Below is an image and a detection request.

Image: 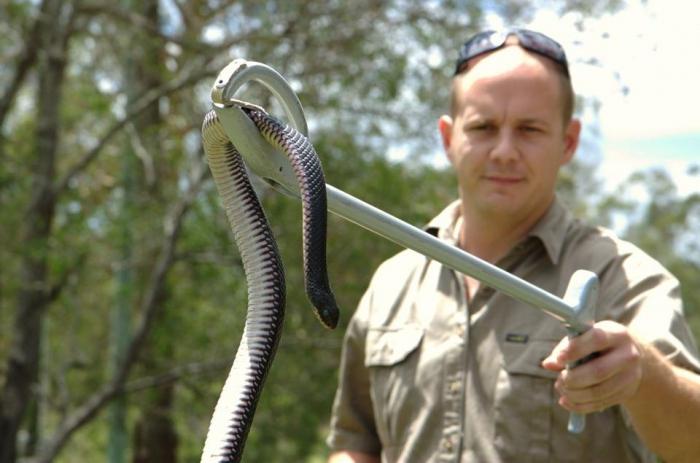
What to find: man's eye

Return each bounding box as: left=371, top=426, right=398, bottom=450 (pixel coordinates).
left=521, top=126, right=541, bottom=133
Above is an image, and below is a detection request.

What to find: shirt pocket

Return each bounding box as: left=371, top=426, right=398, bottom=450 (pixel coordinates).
left=494, top=339, right=558, bottom=463
left=364, top=324, right=424, bottom=447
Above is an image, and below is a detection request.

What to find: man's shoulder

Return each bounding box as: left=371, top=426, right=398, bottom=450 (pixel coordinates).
left=566, top=220, right=626, bottom=255
left=562, top=218, right=671, bottom=279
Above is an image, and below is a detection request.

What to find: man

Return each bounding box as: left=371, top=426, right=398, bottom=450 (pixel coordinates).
left=326, top=29, right=700, bottom=462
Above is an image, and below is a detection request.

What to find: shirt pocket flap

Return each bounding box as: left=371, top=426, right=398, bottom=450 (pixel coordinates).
left=365, top=325, right=424, bottom=367
left=502, top=339, right=559, bottom=379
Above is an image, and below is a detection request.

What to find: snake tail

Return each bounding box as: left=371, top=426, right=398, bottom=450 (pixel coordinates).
left=200, top=110, right=285, bottom=463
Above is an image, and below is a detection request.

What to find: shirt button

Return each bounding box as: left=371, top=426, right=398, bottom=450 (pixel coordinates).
left=442, top=436, right=454, bottom=452
left=449, top=380, right=460, bottom=394
left=455, top=324, right=465, bottom=338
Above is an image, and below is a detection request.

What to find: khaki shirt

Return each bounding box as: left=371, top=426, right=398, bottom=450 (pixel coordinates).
left=327, top=198, right=700, bottom=462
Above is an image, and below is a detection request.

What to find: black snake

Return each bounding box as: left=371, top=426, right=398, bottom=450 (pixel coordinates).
left=200, top=87, right=339, bottom=460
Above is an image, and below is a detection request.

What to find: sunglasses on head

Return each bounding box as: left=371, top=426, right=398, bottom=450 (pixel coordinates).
left=455, top=29, right=570, bottom=78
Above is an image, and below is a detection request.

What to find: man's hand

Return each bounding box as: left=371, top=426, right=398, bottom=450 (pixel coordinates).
left=544, top=320, right=700, bottom=462
left=542, top=320, right=645, bottom=413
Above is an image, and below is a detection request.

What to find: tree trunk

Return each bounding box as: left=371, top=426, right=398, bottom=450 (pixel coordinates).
left=0, top=1, right=70, bottom=461
left=109, top=0, right=168, bottom=460
left=126, top=0, right=182, bottom=454
left=131, top=384, right=178, bottom=463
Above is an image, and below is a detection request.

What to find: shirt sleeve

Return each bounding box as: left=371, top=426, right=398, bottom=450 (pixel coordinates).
left=601, top=244, right=700, bottom=373
left=326, top=287, right=382, bottom=455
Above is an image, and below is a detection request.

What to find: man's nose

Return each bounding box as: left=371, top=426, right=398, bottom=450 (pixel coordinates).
left=489, top=129, right=519, bottom=162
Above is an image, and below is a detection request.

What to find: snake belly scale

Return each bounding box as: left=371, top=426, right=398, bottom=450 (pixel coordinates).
left=200, top=106, right=339, bottom=462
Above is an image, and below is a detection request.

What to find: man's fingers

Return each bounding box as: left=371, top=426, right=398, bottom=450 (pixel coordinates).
left=547, top=320, right=629, bottom=367
left=556, top=362, right=641, bottom=413
left=560, top=339, right=641, bottom=389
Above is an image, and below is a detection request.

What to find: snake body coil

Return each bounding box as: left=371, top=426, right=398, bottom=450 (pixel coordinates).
left=200, top=107, right=339, bottom=462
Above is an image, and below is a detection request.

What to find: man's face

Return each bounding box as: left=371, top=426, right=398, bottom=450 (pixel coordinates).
left=439, top=46, right=580, bottom=224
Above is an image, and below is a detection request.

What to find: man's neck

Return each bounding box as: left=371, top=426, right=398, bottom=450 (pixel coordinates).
left=458, top=200, right=552, bottom=264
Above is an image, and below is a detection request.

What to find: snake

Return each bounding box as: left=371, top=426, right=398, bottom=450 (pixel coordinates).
left=199, top=61, right=340, bottom=462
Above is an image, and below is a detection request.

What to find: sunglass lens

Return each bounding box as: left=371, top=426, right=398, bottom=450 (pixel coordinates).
left=518, top=30, right=563, bottom=60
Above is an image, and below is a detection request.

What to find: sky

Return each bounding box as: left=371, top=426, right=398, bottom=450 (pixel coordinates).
left=486, top=0, right=700, bottom=196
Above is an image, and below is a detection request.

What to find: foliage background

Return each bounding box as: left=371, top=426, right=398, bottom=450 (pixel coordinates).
left=0, top=1, right=697, bottom=462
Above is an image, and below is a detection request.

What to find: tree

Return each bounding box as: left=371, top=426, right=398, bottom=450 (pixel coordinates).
left=0, top=1, right=75, bottom=460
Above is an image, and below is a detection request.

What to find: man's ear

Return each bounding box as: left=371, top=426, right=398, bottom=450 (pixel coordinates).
left=438, top=115, right=454, bottom=161
left=562, top=118, right=581, bottom=165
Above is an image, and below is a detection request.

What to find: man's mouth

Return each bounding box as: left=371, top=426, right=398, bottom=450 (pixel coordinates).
left=483, top=175, right=523, bottom=184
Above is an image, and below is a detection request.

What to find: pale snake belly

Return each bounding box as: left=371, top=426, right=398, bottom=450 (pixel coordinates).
left=200, top=105, right=339, bottom=462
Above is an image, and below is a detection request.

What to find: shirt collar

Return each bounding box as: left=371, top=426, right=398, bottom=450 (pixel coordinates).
left=424, top=199, right=462, bottom=245
left=424, top=196, right=572, bottom=265
left=526, top=196, right=572, bottom=265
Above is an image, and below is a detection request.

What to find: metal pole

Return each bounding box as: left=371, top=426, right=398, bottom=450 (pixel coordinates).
left=326, top=185, right=586, bottom=330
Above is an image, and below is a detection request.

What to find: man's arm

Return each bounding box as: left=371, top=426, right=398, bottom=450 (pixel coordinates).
left=328, top=450, right=380, bottom=463
left=543, top=320, right=700, bottom=462
left=326, top=287, right=383, bottom=460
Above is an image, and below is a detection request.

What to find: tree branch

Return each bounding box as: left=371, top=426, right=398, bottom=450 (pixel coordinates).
left=76, top=2, right=206, bottom=52
left=122, top=334, right=343, bottom=396
left=76, top=2, right=277, bottom=55
left=55, top=62, right=213, bottom=195
left=125, top=122, right=157, bottom=188
left=47, top=252, right=88, bottom=303
left=0, top=0, right=51, bottom=130
left=124, top=359, right=230, bottom=395
left=32, top=164, right=209, bottom=463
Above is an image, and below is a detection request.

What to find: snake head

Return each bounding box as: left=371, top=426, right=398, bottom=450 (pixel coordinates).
left=308, top=287, right=340, bottom=330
